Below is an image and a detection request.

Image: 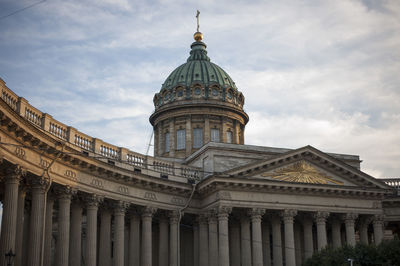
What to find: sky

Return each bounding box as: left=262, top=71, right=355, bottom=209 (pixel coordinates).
left=0, top=0, right=399, bottom=178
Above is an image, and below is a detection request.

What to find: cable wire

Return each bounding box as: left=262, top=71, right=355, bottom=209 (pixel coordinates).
left=0, top=0, right=46, bottom=21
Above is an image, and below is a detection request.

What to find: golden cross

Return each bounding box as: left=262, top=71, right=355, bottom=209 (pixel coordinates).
left=196, top=10, right=200, bottom=32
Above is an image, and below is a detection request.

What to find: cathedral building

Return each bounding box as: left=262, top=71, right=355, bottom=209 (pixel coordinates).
left=0, top=27, right=399, bottom=266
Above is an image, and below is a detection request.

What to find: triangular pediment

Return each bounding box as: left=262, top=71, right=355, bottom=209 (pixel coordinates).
left=255, top=160, right=349, bottom=186
left=223, top=145, right=391, bottom=189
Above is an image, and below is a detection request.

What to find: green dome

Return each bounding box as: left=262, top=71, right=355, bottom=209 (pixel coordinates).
left=161, top=41, right=238, bottom=91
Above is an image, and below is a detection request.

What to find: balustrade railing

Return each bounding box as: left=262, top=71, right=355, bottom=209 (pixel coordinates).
left=0, top=78, right=203, bottom=181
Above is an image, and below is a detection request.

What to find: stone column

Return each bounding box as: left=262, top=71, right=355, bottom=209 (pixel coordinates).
left=55, top=187, right=74, bottom=266
left=204, top=115, right=210, bottom=144
left=282, top=209, right=297, bottom=266
left=262, top=221, right=271, bottom=266
left=240, top=215, right=251, bottom=266
left=185, top=115, right=192, bottom=156
left=129, top=211, right=141, bottom=266
left=359, top=217, right=371, bottom=245
left=85, top=194, right=102, bottom=266
left=218, top=207, right=231, bottom=266
left=158, top=215, right=169, bottom=266
left=270, top=214, right=283, bottom=266
left=314, top=212, right=329, bottom=251
left=302, top=215, right=314, bottom=259
left=331, top=218, right=342, bottom=249
left=99, top=207, right=112, bottom=266
left=21, top=203, right=30, bottom=266
left=157, top=123, right=163, bottom=156
left=249, top=208, right=265, bottom=266
left=169, top=210, right=180, bottom=266
left=230, top=220, right=241, bottom=266
left=373, top=214, right=384, bottom=244
left=43, top=195, right=54, bottom=266
left=344, top=213, right=358, bottom=246
left=114, top=201, right=128, bottom=266
left=0, top=166, right=23, bottom=266
left=294, top=222, right=302, bottom=266
left=142, top=206, right=156, bottom=266
left=169, top=119, right=175, bottom=157
left=15, top=186, right=27, bottom=266
left=69, top=200, right=83, bottom=266
left=198, top=214, right=209, bottom=266
left=208, top=212, right=218, bottom=266
left=193, top=220, right=199, bottom=266
left=27, top=176, right=49, bottom=266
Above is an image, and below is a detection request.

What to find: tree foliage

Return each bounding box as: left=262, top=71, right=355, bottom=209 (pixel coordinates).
left=302, top=238, right=400, bottom=266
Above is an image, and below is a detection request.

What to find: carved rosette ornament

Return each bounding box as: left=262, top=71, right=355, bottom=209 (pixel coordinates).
left=313, top=211, right=330, bottom=225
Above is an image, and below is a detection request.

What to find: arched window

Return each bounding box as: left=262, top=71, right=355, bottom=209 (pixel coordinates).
left=176, top=129, right=186, bottom=150
left=193, top=128, right=203, bottom=148
left=226, top=131, right=233, bottom=144
left=165, top=132, right=170, bottom=152
left=211, top=128, right=220, bottom=142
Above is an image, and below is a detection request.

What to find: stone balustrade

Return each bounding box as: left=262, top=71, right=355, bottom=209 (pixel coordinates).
left=0, top=78, right=202, bottom=181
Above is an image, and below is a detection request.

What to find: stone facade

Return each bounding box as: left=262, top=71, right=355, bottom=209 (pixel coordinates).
left=0, top=31, right=399, bottom=266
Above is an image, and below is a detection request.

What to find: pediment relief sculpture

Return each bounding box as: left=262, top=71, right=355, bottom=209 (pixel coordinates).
left=261, top=161, right=344, bottom=185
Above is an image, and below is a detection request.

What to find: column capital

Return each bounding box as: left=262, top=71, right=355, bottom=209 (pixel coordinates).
left=373, top=214, right=384, bottom=225
left=53, top=185, right=77, bottom=200
left=207, top=209, right=218, bottom=224
left=342, top=213, right=358, bottom=223
left=28, top=175, right=50, bottom=190
left=359, top=215, right=373, bottom=226
left=313, top=211, right=329, bottom=224
left=198, top=213, right=208, bottom=225
left=85, top=194, right=103, bottom=209
left=281, top=209, right=297, bottom=223
left=4, top=164, right=26, bottom=183
left=248, top=208, right=265, bottom=221
left=141, top=206, right=157, bottom=218
left=168, top=210, right=180, bottom=224
left=114, top=200, right=129, bottom=215
left=217, top=206, right=232, bottom=220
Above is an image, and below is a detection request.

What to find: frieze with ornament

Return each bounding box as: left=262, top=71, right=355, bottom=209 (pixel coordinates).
left=261, top=161, right=344, bottom=185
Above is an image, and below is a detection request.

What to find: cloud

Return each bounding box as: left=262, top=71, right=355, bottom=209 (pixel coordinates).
left=0, top=0, right=399, bottom=178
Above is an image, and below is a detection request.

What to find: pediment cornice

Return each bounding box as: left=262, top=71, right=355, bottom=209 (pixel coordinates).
left=220, top=145, right=392, bottom=190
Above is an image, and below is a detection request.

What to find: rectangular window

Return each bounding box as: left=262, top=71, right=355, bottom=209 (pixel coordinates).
left=211, top=128, right=220, bottom=142
left=227, top=131, right=233, bottom=144
left=193, top=128, right=203, bottom=148
left=165, top=132, right=170, bottom=152
left=176, top=129, right=186, bottom=150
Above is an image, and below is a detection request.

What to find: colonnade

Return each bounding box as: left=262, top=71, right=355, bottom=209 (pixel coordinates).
left=0, top=170, right=386, bottom=266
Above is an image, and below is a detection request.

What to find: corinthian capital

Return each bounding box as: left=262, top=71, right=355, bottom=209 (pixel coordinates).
left=217, top=206, right=232, bottom=220
left=313, top=211, right=329, bottom=224
left=114, top=200, right=130, bottom=215
left=85, top=194, right=103, bottom=208
left=141, top=206, right=157, bottom=218
left=248, top=208, right=266, bottom=221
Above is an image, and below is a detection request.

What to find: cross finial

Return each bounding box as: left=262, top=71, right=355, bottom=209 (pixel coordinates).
left=196, top=10, right=200, bottom=32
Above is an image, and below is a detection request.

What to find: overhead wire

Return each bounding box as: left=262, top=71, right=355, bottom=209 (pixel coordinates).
left=0, top=0, right=46, bottom=21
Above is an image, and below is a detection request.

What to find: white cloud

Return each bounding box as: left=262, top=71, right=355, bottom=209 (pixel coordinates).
left=0, top=0, right=399, bottom=177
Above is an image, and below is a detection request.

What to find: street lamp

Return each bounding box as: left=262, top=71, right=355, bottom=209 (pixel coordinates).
left=5, top=249, right=15, bottom=266
left=348, top=258, right=354, bottom=266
